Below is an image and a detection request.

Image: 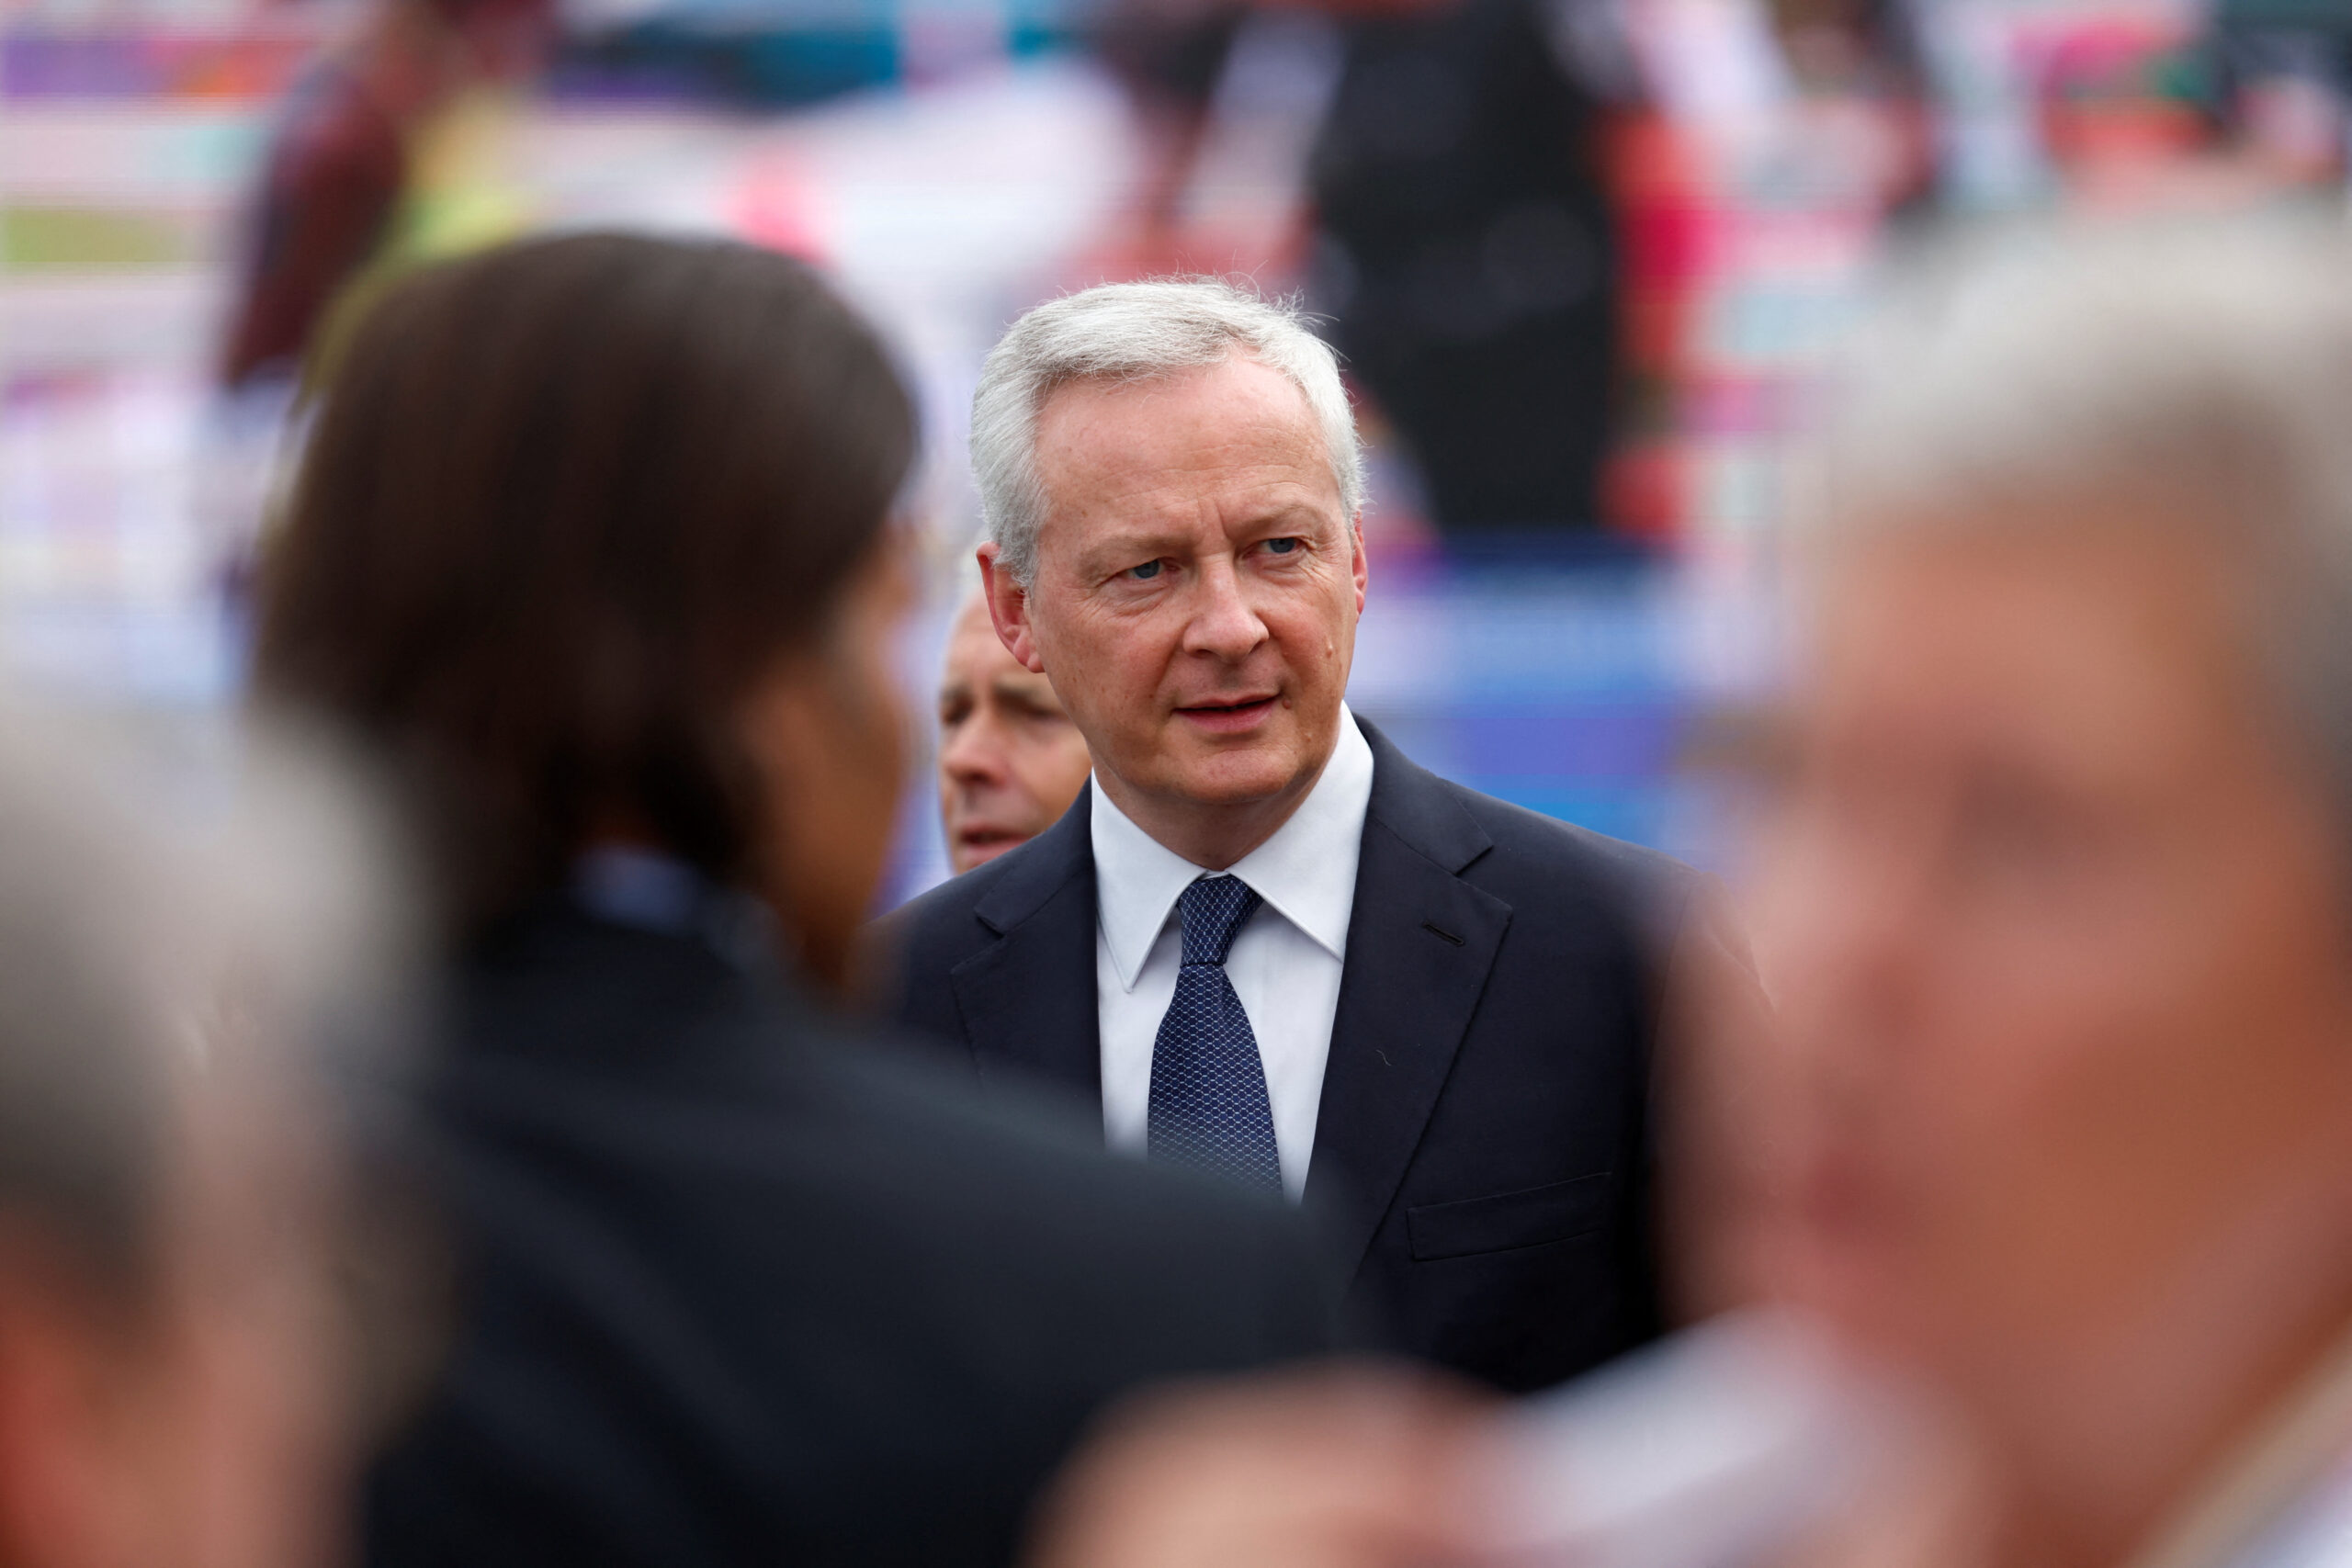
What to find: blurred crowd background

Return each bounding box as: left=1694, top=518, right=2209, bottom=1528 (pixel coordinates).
left=17, top=0, right=2352, bottom=897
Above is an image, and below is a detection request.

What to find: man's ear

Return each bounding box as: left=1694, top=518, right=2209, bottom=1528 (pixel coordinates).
left=977, top=544, right=1047, bottom=674
left=1350, top=514, right=1368, bottom=617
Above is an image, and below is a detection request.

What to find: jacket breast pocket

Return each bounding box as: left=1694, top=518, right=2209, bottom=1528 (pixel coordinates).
left=1406, top=1173, right=1614, bottom=1262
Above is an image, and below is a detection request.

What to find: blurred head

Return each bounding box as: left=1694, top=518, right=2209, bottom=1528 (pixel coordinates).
left=254, top=232, right=919, bottom=989
left=970, top=279, right=1366, bottom=867
left=936, top=591, right=1092, bottom=874
left=1754, top=224, right=2352, bottom=1548
left=0, top=708, right=397, bottom=1568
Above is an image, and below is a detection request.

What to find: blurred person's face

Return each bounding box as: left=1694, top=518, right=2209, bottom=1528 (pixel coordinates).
left=980, top=355, right=1365, bottom=868
left=0, top=1083, right=347, bottom=1568
left=741, top=543, right=917, bottom=991
left=938, top=595, right=1092, bottom=874
left=1753, top=512, right=2352, bottom=1511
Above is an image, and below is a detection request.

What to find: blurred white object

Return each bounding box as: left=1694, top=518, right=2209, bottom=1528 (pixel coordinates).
left=1470, top=1311, right=1904, bottom=1568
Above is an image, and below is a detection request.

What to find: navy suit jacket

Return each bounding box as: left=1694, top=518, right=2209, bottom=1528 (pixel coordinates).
left=885, top=716, right=1723, bottom=1393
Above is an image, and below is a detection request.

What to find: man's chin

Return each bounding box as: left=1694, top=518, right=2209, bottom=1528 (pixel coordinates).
left=1157, top=749, right=1315, bottom=809
left=952, top=833, right=1032, bottom=874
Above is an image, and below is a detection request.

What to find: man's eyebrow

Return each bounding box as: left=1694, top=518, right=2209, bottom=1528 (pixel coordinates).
left=1244, top=511, right=1332, bottom=538
left=1076, top=525, right=1193, bottom=563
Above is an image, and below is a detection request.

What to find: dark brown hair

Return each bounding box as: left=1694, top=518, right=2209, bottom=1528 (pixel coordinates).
left=254, top=232, right=916, bottom=927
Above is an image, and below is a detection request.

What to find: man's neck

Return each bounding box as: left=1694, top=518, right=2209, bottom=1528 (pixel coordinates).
left=1096, top=754, right=1334, bottom=872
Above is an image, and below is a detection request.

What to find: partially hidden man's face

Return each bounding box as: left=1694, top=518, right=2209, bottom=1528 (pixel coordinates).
left=985, top=355, right=1365, bottom=836
left=1751, top=513, right=2352, bottom=1405
left=938, top=598, right=1092, bottom=874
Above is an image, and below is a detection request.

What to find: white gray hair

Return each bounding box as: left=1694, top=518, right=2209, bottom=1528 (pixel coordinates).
left=1811, top=218, right=2352, bottom=812
left=970, top=278, right=1364, bottom=586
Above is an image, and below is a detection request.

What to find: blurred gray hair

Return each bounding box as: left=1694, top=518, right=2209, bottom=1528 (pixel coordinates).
left=0, top=703, right=407, bottom=1298
left=1811, top=220, right=2352, bottom=805
left=971, top=278, right=1364, bottom=586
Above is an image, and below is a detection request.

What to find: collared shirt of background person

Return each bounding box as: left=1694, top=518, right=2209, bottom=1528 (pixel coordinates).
left=939, top=589, right=1093, bottom=874
left=251, top=234, right=1340, bottom=1568
left=0, top=706, right=401, bottom=1568
left=887, top=278, right=1757, bottom=1395
left=999, top=225, right=2352, bottom=1568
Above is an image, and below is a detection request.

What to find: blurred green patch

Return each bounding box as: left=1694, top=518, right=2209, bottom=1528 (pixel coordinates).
left=1, top=207, right=193, bottom=273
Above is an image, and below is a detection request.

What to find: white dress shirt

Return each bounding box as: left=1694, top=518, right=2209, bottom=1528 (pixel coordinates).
left=1092, top=706, right=1375, bottom=1200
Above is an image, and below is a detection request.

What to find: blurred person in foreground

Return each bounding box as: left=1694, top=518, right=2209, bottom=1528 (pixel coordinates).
left=0, top=708, right=401, bottom=1568
left=938, top=588, right=1094, bottom=874
left=1733, top=220, right=2352, bottom=1568
left=1028, top=222, right=2352, bottom=1568
left=252, top=231, right=1341, bottom=1568
left=888, top=278, right=1756, bottom=1393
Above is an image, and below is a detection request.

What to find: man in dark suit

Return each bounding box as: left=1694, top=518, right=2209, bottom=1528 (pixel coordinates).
left=888, top=278, right=1741, bottom=1394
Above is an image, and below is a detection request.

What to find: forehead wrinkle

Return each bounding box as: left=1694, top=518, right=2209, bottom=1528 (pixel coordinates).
left=1070, top=460, right=1342, bottom=524
left=1046, top=438, right=1331, bottom=501
left=1034, top=366, right=1332, bottom=484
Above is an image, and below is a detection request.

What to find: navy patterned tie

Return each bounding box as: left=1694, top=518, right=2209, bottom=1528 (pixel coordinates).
left=1147, top=874, right=1281, bottom=1196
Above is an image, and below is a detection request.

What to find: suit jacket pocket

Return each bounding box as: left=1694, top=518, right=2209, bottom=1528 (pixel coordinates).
left=1406, top=1173, right=1613, bottom=1261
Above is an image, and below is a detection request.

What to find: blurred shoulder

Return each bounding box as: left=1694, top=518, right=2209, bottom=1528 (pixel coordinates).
left=792, top=1016, right=1340, bottom=1353
left=810, top=1015, right=1287, bottom=1242
left=441, top=913, right=1334, bottom=1349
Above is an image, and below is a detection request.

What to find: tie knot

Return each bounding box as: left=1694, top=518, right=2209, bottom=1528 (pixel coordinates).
left=1177, top=875, right=1261, bottom=968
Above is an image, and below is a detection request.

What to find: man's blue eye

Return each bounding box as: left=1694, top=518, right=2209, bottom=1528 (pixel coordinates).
left=1265, top=537, right=1301, bottom=555
left=1128, top=560, right=1163, bottom=581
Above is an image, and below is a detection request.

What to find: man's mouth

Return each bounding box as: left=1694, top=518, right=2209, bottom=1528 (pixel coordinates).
left=1175, top=694, right=1278, bottom=733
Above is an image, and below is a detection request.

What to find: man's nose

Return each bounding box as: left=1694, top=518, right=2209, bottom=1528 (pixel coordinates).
left=1181, top=557, right=1269, bottom=662
left=941, top=718, right=1009, bottom=784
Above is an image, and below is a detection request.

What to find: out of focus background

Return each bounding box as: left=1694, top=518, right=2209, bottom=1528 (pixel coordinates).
left=5, top=0, right=2343, bottom=896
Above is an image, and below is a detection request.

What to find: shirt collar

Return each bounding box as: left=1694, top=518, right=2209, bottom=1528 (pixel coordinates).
left=1091, top=705, right=1376, bottom=992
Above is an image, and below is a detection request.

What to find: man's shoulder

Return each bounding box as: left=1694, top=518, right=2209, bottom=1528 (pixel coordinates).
left=884, top=827, right=1086, bottom=949
left=882, top=848, right=1019, bottom=946
left=1454, top=779, right=1692, bottom=896
left=877, top=825, right=1091, bottom=990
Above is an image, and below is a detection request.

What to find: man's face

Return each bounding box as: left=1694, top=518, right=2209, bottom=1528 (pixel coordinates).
left=938, top=597, right=1092, bottom=874
left=1752, top=513, right=2352, bottom=1404
left=985, top=355, right=1364, bottom=843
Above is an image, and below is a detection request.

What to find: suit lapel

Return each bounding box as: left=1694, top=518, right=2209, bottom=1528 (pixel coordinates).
left=950, top=789, right=1102, bottom=1099
left=1304, top=722, right=1510, bottom=1280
